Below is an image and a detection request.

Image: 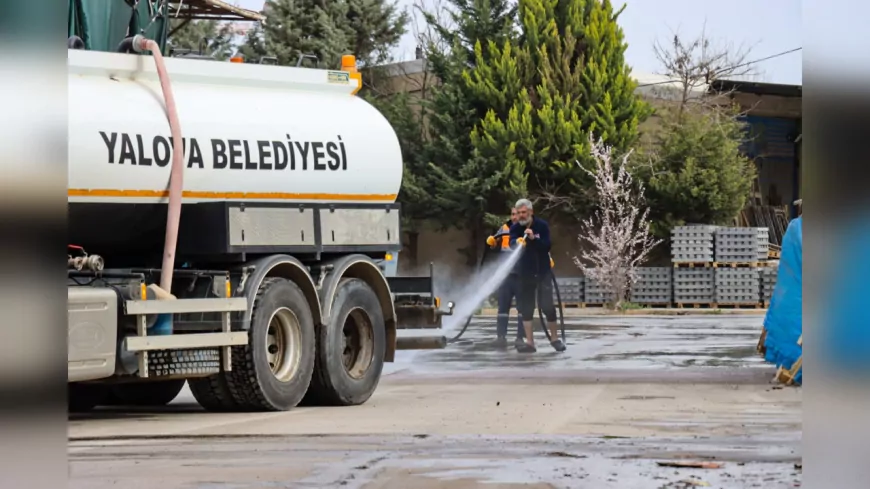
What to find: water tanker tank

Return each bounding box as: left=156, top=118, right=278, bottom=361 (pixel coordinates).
left=67, top=50, right=403, bottom=257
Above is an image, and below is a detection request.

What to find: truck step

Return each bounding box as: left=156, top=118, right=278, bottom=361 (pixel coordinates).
left=148, top=348, right=220, bottom=378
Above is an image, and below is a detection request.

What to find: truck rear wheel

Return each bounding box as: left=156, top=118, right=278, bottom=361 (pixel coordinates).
left=189, top=373, right=239, bottom=412
left=305, top=278, right=385, bottom=406
left=224, top=277, right=316, bottom=411
left=109, top=379, right=186, bottom=407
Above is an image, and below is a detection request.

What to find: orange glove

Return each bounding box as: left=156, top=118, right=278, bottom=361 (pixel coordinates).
left=486, top=236, right=496, bottom=247
left=515, top=237, right=526, bottom=247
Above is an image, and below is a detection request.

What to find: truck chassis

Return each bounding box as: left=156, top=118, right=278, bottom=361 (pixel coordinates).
left=68, top=202, right=452, bottom=412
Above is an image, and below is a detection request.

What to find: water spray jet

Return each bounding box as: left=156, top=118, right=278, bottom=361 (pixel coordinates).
left=444, top=228, right=567, bottom=346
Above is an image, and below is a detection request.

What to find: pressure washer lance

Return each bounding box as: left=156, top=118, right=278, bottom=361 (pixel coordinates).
left=446, top=226, right=513, bottom=344
left=447, top=227, right=567, bottom=346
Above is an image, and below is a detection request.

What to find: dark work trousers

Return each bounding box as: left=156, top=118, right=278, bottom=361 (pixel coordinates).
left=496, top=274, right=524, bottom=339
left=517, top=273, right=557, bottom=327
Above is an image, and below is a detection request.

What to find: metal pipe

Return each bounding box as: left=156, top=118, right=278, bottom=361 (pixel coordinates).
left=116, top=36, right=135, bottom=53
left=68, top=254, right=104, bottom=272
left=68, top=36, right=85, bottom=49
left=67, top=271, right=145, bottom=280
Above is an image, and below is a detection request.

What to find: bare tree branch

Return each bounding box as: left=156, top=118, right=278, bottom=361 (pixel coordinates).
left=531, top=176, right=579, bottom=214
left=652, top=24, right=758, bottom=117
left=413, top=0, right=455, bottom=56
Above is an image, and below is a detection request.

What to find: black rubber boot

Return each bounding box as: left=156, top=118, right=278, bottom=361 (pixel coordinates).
left=516, top=342, right=536, bottom=353
left=550, top=340, right=566, bottom=352
left=495, top=336, right=508, bottom=349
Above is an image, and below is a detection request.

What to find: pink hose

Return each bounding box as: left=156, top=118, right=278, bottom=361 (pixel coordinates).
left=134, top=36, right=184, bottom=293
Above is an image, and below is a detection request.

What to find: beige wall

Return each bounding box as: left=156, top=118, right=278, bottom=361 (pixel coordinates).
left=397, top=222, right=587, bottom=279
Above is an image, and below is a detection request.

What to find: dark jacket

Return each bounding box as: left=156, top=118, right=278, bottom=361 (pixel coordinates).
left=509, top=217, right=552, bottom=278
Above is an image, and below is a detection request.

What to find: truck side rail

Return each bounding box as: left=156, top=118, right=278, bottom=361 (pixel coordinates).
left=123, top=297, right=248, bottom=378
left=124, top=297, right=247, bottom=315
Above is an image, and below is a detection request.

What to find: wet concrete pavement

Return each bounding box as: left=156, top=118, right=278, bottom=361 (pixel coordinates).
left=69, top=315, right=802, bottom=488
left=397, top=314, right=770, bottom=373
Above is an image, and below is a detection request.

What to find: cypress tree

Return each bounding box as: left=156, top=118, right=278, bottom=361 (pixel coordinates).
left=166, top=20, right=235, bottom=60
left=421, top=0, right=526, bottom=267
left=345, top=0, right=408, bottom=67
left=468, top=0, right=651, bottom=216
left=240, top=0, right=407, bottom=68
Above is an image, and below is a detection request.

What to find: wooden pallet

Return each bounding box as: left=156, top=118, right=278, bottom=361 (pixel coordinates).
left=715, top=302, right=764, bottom=309
left=635, top=303, right=672, bottom=309
left=712, top=262, right=761, bottom=268
left=757, top=327, right=767, bottom=355
left=675, top=302, right=763, bottom=309
left=768, top=250, right=781, bottom=259
left=673, top=262, right=714, bottom=268
left=775, top=355, right=803, bottom=385
left=675, top=303, right=716, bottom=309
left=773, top=335, right=802, bottom=386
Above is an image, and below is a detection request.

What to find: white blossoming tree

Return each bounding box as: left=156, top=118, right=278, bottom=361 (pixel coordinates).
left=574, top=136, right=662, bottom=308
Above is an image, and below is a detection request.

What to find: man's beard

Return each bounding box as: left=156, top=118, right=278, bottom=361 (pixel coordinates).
left=518, top=218, right=530, bottom=225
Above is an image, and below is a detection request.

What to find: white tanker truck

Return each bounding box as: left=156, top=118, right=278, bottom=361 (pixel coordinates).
left=67, top=2, right=453, bottom=412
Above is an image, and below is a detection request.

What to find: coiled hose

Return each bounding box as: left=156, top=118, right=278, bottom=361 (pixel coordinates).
left=448, top=244, right=566, bottom=345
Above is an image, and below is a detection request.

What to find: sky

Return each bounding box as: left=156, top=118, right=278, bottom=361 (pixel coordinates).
left=233, top=0, right=802, bottom=85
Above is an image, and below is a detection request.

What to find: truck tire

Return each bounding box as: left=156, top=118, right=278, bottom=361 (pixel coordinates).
left=224, top=277, right=316, bottom=411
left=109, top=379, right=186, bottom=407
left=189, top=373, right=240, bottom=412
left=304, top=278, right=386, bottom=406
left=68, top=383, right=108, bottom=413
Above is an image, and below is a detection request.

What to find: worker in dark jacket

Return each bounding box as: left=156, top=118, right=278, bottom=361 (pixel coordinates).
left=486, top=207, right=524, bottom=348
left=510, top=198, right=566, bottom=353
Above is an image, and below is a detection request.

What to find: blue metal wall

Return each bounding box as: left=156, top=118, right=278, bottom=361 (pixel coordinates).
left=739, top=115, right=799, bottom=162
left=738, top=115, right=801, bottom=215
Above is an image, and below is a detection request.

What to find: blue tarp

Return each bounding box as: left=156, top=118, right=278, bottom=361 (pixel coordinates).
left=820, top=217, right=870, bottom=376
left=763, top=216, right=802, bottom=384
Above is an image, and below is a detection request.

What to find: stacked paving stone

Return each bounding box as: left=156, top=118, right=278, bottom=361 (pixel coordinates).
left=714, top=227, right=758, bottom=262
left=671, top=225, right=716, bottom=263
left=673, top=268, right=715, bottom=304
left=629, top=267, right=673, bottom=304
left=553, top=277, right=584, bottom=305
left=755, top=227, right=771, bottom=260
left=760, top=261, right=779, bottom=303
left=583, top=273, right=615, bottom=305
left=714, top=268, right=761, bottom=304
